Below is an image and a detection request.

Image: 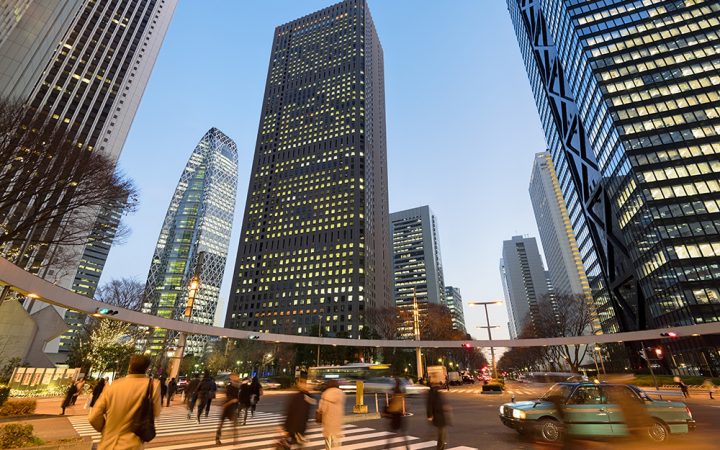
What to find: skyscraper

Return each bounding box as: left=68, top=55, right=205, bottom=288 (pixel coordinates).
left=444, top=286, right=466, bottom=333
left=142, top=128, right=238, bottom=355
left=391, top=206, right=446, bottom=338
left=509, top=0, right=720, bottom=373
left=225, top=0, right=391, bottom=338
left=500, top=236, right=551, bottom=338
left=529, top=151, right=601, bottom=333
left=0, top=0, right=176, bottom=356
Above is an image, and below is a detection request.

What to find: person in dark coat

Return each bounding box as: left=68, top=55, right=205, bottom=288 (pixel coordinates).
left=195, top=372, right=214, bottom=423
left=426, top=385, right=451, bottom=450
left=280, top=378, right=315, bottom=447
left=203, top=376, right=217, bottom=417
left=159, top=375, right=168, bottom=406
left=89, top=377, right=107, bottom=408
left=238, top=378, right=252, bottom=425
left=249, top=376, right=263, bottom=417
left=215, top=374, right=240, bottom=445
left=70, top=378, right=85, bottom=406
left=61, top=381, right=79, bottom=415
left=167, top=378, right=178, bottom=407
left=185, top=374, right=201, bottom=419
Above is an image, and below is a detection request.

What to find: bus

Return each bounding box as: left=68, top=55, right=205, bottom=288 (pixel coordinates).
left=307, top=363, right=390, bottom=391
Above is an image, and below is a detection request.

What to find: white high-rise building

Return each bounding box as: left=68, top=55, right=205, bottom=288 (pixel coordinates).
left=500, top=235, right=551, bottom=338
left=529, top=152, right=601, bottom=333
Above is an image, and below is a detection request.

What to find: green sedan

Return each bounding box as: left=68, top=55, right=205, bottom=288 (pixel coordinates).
left=499, top=382, right=695, bottom=443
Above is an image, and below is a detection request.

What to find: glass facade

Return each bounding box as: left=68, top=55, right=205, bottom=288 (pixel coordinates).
left=510, top=0, right=720, bottom=374
left=445, top=286, right=466, bottom=333
left=142, top=128, right=238, bottom=355
left=225, top=0, right=391, bottom=338
left=391, top=206, right=446, bottom=338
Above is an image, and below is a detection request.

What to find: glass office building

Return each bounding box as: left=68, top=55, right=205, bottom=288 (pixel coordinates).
left=509, top=0, right=720, bottom=374
left=142, top=128, right=238, bottom=355
left=225, top=0, right=392, bottom=337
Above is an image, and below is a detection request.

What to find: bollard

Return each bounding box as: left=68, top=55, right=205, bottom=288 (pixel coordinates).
left=511, top=392, right=515, bottom=403
left=353, top=380, right=368, bottom=413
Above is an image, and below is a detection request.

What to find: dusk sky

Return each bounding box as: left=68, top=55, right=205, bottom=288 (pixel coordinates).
left=101, top=0, right=548, bottom=343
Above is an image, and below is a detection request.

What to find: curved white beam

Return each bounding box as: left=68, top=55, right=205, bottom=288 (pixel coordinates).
left=2, top=257, right=719, bottom=348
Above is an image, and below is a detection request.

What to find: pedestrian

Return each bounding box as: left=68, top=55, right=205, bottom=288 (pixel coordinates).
left=88, top=354, right=162, bottom=450
left=701, top=378, right=715, bottom=399
left=203, top=375, right=217, bottom=417
left=606, top=385, right=652, bottom=443
left=185, top=374, right=201, bottom=419
left=167, top=377, right=178, bottom=407
left=444, top=377, right=450, bottom=392
left=61, top=380, right=79, bottom=415
left=195, top=371, right=213, bottom=423
left=89, top=378, right=107, bottom=408
left=238, top=377, right=252, bottom=425
left=250, top=376, right=263, bottom=417
left=426, top=384, right=451, bottom=450
left=676, top=377, right=690, bottom=398
left=159, top=375, right=167, bottom=406
left=279, top=378, right=315, bottom=448
left=215, top=373, right=240, bottom=445
left=70, top=378, right=85, bottom=406
left=318, top=379, right=346, bottom=449
left=384, top=378, right=407, bottom=449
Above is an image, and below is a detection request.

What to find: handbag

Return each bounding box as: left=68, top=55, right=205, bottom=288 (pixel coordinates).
left=131, top=378, right=156, bottom=442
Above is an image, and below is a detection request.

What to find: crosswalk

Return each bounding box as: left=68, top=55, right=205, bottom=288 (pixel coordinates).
left=68, top=405, right=285, bottom=442
left=68, top=405, right=478, bottom=449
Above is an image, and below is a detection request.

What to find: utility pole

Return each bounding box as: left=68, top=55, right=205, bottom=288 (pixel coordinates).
left=413, top=289, right=423, bottom=379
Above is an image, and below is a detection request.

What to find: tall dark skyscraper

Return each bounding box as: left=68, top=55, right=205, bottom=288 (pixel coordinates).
left=225, top=0, right=391, bottom=338
left=509, top=0, right=720, bottom=374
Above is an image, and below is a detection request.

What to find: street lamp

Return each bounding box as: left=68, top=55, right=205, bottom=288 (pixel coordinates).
left=469, top=300, right=503, bottom=379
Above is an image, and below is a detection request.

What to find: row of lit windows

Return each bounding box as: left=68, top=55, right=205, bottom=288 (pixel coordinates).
left=639, top=159, right=720, bottom=183
left=673, top=242, right=720, bottom=259
left=625, top=124, right=719, bottom=151
left=646, top=178, right=720, bottom=200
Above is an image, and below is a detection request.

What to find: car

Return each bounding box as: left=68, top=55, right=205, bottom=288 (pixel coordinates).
left=260, top=378, right=280, bottom=390
left=176, top=376, right=188, bottom=393
left=363, top=377, right=430, bottom=396
left=499, top=382, right=695, bottom=443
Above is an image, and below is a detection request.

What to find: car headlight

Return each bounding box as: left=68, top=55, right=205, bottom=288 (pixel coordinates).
left=512, top=409, right=526, bottom=419
left=499, top=405, right=505, bottom=415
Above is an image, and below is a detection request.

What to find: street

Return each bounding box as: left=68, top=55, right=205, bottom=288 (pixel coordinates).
left=48, top=382, right=720, bottom=449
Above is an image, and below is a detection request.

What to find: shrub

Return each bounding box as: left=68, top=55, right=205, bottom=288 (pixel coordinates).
left=0, top=423, right=43, bottom=449
left=0, top=386, right=9, bottom=406
left=0, top=399, right=37, bottom=417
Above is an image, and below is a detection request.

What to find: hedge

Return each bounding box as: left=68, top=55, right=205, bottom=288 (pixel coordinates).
left=0, top=386, right=9, bottom=406
left=0, top=399, right=37, bottom=417
left=0, top=423, right=43, bottom=449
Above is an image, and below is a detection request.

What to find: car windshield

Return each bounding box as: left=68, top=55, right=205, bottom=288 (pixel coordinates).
left=541, top=383, right=573, bottom=401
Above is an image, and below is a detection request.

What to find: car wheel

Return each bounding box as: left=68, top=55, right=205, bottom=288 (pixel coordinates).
left=648, top=420, right=669, bottom=443
left=537, top=418, right=562, bottom=443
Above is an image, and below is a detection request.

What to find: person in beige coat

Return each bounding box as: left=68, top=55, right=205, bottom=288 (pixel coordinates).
left=88, top=355, right=161, bottom=450
left=318, top=380, right=346, bottom=449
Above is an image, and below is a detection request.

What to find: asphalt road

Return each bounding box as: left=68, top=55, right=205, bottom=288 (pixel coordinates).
left=58, top=382, right=720, bottom=449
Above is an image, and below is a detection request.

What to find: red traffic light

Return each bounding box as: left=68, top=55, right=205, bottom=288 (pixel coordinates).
left=660, top=331, right=678, bottom=337
left=462, top=343, right=473, bottom=349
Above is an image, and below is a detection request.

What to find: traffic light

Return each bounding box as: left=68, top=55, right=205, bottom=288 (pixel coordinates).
left=660, top=331, right=678, bottom=337
left=95, top=307, right=118, bottom=316
left=462, top=343, right=473, bottom=349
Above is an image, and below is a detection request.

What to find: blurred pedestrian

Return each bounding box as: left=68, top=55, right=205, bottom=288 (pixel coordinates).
left=167, top=378, right=178, bottom=406
left=185, top=374, right=201, bottom=419
left=203, top=375, right=217, bottom=417
left=250, top=376, right=263, bottom=417
left=61, top=380, right=79, bottom=415
left=238, top=377, right=252, bottom=425
left=215, top=373, right=240, bottom=445
left=384, top=378, right=407, bottom=449
left=701, top=379, right=715, bottom=399
left=426, top=384, right=451, bottom=450
left=319, top=379, right=346, bottom=449
left=676, top=377, right=690, bottom=398
left=606, top=385, right=652, bottom=442
left=88, top=355, right=162, bottom=450
left=279, top=378, right=315, bottom=448
left=90, top=378, right=108, bottom=408
left=159, top=375, right=167, bottom=406
left=195, top=371, right=214, bottom=423
left=70, top=378, right=85, bottom=406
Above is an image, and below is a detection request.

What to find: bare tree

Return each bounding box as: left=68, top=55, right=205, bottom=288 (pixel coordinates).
left=536, top=294, right=593, bottom=372
left=365, top=306, right=401, bottom=339
left=0, top=98, right=138, bottom=266
left=95, top=278, right=145, bottom=311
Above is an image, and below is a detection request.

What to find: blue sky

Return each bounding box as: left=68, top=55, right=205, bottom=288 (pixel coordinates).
left=101, top=0, right=548, bottom=342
